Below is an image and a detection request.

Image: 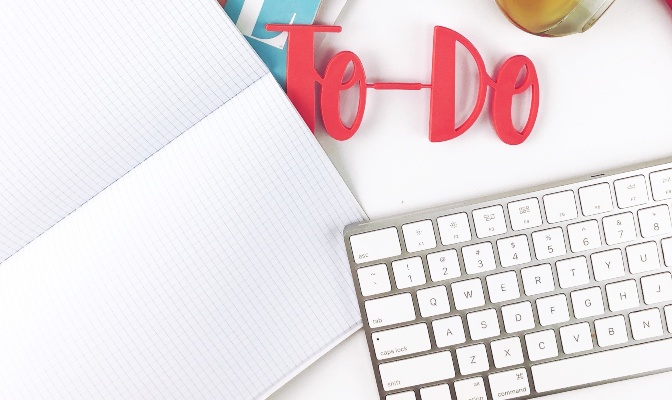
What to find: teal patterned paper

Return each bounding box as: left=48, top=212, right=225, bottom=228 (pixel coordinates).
left=223, top=0, right=322, bottom=89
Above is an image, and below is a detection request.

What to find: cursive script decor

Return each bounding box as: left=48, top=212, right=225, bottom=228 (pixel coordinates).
left=267, top=24, right=539, bottom=145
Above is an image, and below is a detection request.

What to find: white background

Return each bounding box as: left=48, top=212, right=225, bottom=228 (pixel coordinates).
left=271, top=0, right=672, bottom=399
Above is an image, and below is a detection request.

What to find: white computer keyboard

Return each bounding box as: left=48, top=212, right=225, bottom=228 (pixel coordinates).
left=344, top=158, right=672, bottom=400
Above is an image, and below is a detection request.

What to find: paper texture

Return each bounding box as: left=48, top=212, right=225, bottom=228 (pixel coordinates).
left=0, top=0, right=265, bottom=263
left=0, top=0, right=364, bottom=398
left=0, top=75, right=364, bottom=399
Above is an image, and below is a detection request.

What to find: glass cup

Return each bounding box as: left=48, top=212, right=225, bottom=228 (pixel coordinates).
left=496, top=0, right=616, bottom=36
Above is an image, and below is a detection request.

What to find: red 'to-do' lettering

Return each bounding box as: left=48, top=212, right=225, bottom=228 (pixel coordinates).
left=267, top=24, right=539, bottom=145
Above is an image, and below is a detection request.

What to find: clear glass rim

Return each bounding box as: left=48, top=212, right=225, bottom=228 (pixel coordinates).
left=540, top=0, right=616, bottom=37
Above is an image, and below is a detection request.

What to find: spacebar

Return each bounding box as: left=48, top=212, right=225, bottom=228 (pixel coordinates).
left=532, top=339, right=672, bottom=393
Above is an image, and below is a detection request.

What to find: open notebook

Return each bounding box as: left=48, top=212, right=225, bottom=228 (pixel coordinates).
left=0, top=1, right=364, bottom=399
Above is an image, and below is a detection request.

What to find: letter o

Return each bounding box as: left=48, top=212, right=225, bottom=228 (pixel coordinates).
left=320, top=51, right=367, bottom=141
left=491, top=55, right=539, bottom=145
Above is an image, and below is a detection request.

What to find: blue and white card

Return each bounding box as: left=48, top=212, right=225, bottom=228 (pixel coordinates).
left=223, top=0, right=322, bottom=89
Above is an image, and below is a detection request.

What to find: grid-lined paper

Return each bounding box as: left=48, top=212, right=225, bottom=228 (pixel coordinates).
left=0, top=1, right=366, bottom=399
left=0, top=74, right=365, bottom=399
left=0, top=0, right=266, bottom=262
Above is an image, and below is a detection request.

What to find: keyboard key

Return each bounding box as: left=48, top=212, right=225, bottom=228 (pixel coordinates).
left=486, top=271, right=520, bottom=303
left=473, top=205, right=507, bottom=238
left=567, top=220, right=602, bottom=252
left=357, top=264, right=391, bottom=296
left=351, top=227, right=402, bottom=264
left=543, top=190, right=578, bottom=223
left=387, top=392, right=416, bottom=400
left=626, top=242, right=661, bottom=274
left=419, top=385, right=452, bottom=400
left=488, top=368, right=530, bottom=400
left=594, top=315, right=628, bottom=347
left=427, top=249, right=461, bottom=282
left=402, top=220, right=437, bottom=253
left=417, top=285, right=451, bottom=318
left=508, top=198, right=542, bottom=231
left=641, top=272, right=672, bottom=305
left=351, top=161, right=672, bottom=400
left=532, top=339, right=672, bottom=393
left=638, top=205, right=672, bottom=238
left=614, top=175, right=648, bottom=208
left=373, top=324, right=431, bottom=360
left=560, top=322, right=593, bottom=354
left=602, top=212, right=637, bottom=245
left=537, top=294, right=570, bottom=326
left=456, top=344, right=489, bottom=375
left=462, top=242, right=496, bottom=274
left=556, top=256, right=590, bottom=288
left=590, top=249, right=625, bottom=281
left=570, top=287, right=605, bottom=319
left=454, top=377, right=486, bottom=400
left=392, top=257, right=426, bottom=289
left=650, top=168, right=672, bottom=200
left=496, top=235, right=531, bottom=267
left=525, top=329, right=559, bottom=361
left=437, top=213, right=472, bottom=245
left=605, top=280, right=640, bottom=312
left=379, top=351, right=455, bottom=391
left=630, top=308, right=664, bottom=340
left=451, top=279, right=486, bottom=310
left=531, top=227, right=566, bottom=260
left=662, top=237, right=672, bottom=267
left=490, top=337, right=524, bottom=368
left=501, top=301, right=535, bottom=333
left=365, top=293, right=416, bottom=328
left=578, top=183, right=613, bottom=216
left=521, top=264, right=555, bottom=296
left=466, top=308, right=500, bottom=340
left=433, top=316, right=466, bottom=348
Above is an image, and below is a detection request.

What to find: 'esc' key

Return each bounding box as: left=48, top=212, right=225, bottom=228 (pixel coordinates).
left=350, top=227, right=401, bottom=264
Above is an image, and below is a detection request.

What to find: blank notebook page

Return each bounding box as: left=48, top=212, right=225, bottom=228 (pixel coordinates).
left=0, top=74, right=365, bottom=399
left=0, top=0, right=265, bottom=263
left=0, top=1, right=366, bottom=399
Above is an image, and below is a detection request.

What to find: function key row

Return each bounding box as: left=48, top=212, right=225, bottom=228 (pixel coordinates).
left=458, top=175, right=665, bottom=239
left=350, top=169, right=672, bottom=264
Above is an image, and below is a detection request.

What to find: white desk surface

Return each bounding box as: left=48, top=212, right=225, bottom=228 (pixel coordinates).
left=271, top=0, right=672, bottom=399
